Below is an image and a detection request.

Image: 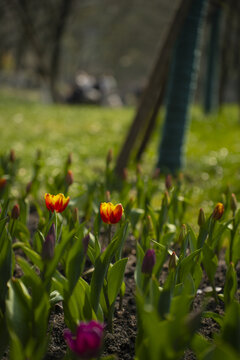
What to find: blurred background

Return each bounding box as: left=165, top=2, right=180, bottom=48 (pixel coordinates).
left=0, top=0, right=239, bottom=106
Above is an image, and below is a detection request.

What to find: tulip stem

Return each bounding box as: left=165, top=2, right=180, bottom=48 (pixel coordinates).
left=108, top=225, right=112, bottom=245
left=103, top=284, right=113, bottom=332
left=229, top=217, right=236, bottom=264
left=54, top=211, right=58, bottom=243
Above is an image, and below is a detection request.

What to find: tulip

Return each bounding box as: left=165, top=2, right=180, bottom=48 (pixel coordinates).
left=42, top=223, right=55, bottom=260
left=141, top=249, right=156, bottom=275
left=11, top=204, right=20, bottom=220
left=44, top=193, right=70, bottom=213
left=212, top=202, right=224, bottom=220
left=100, top=202, right=123, bottom=225
left=64, top=321, right=104, bottom=359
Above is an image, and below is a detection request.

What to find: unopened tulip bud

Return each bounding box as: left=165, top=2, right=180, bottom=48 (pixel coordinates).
left=212, top=202, right=224, bottom=220
left=169, top=251, right=178, bottom=270
left=105, top=190, right=111, bottom=202
left=26, top=181, right=32, bottom=194
left=178, top=224, right=186, bottom=243
left=230, top=193, right=237, bottom=214
left=82, top=234, right=90, bottom=255
left=198, top=208, right=205, bottom=227
left=66, top=170, right=74, bottom=186
left=73, top=207, right=79, bottom=223
left=11, top=204, right=20, bottom=220
left=9, top=149, right=16, bottom=163
left=106, top=149, right=113, bottom=167
left=0, top=178, right=7, bottom=190
left=42, top=223, right=55, bottom=260
left=165, top=174, right=172, bottom=190
left=141, top=249, right=156, bottom=275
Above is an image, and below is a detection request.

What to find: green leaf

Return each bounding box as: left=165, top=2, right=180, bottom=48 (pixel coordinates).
left=178, top=249, right=201, bottom=284
left=0, top=312, right=9, bottom=359
left=224, top=263, right=237, bottom=308
left=202, top=311, right=224, bottom=327
left=6, top=279, right=31, bottom=348
left=0, top=229, right=12, bottom=311
left=202, top=243, right=218, bottom=284
left=66, top=223, right=85, bottom=294
left=107, top=258, right=128, bottom=305
left=197, top=216, right=211, bottom=249
left=158, top=289, right=171, bottom=319
left=0, top=216, right=9, bottom=248
left=90, top=223, right=128, bottom=314
left=220, top=301, right=240, bottom=353
left=64, top=278, right=95, bottom=330
left=187, top=224, right=197, bottom=252
left=13, top=242, right=43, bottom=271
left=129, top=208, right=144, bottom=230
left=44, top=228, right=76, bottom=284
left=49, top=290, right=63, bottom=307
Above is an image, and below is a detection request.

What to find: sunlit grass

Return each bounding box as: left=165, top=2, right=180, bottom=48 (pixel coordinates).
left=0, top=88, right=239, bottom=224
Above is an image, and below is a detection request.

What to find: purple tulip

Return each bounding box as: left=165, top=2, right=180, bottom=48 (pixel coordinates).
left=64, top=321, right=104, bottom=359
left=42, top=223, right=56, bottom=260
left=141, top=249, right=156, bottom=275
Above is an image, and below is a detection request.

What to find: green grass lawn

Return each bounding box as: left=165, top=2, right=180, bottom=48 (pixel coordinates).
left=0, top=88, right=239, bottom=222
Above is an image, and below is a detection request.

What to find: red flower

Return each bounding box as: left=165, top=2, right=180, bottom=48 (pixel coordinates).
left=100, top=202, right=123, bottom=224
left=44, top=193, right=70, bottom=213
left=64, top=321, right=104, bottom=359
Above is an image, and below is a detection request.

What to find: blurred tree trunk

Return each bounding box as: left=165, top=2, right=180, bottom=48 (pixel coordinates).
left=49, top=0, right=73, bottom=102
left=7, top=0, right=73, bottom=102
left=156, top=0, right=208, bottom=173
left=204, top=4, right=221, bottom=114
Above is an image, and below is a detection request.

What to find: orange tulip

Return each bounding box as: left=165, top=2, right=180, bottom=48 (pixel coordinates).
left=100, top=202, right=123, bottom=224
left=44, top=193, right=70, bottom=213
left=212, top=202, right=224, bottom=220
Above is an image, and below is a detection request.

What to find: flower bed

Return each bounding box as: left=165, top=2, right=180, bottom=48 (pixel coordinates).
left=0, top=150, right=240, bottom=360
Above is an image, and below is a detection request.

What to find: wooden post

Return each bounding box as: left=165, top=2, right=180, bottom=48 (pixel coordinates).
left=114, top=0, right=193, bottom=176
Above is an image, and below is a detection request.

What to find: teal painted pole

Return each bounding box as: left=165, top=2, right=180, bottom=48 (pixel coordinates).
left=157, top=0, right=208, bottom=173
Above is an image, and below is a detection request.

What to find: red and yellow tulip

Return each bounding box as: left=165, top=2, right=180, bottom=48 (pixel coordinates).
left=44, top=193, right=70, bottom=213
left=100, top=202, right=123, bottom=224
left=212, top=202, right=224, bottom=220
